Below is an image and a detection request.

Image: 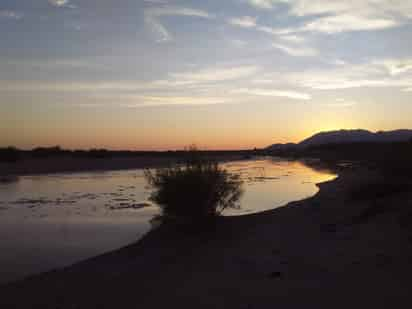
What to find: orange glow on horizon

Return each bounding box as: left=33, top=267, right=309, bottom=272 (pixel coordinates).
left=2, top=107, right=410, bottom=151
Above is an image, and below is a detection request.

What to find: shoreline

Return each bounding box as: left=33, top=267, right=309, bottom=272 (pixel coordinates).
left=2, top=167, right=412, bottom=308
left=0, top=154, right=251, bottom=177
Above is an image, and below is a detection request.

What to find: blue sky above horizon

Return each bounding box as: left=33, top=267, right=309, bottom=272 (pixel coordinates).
left=1, top=0, right=412, bottom=150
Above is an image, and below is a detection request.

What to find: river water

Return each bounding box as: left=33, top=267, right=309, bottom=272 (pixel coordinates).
left=0, top=158, right=336, bottom=284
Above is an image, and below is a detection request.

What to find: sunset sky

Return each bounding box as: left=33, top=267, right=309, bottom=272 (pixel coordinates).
left=1, top=0, right=412, bottom=150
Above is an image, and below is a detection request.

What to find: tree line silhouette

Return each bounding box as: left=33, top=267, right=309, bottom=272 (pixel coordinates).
left=0, top=146, right=254, bottom=162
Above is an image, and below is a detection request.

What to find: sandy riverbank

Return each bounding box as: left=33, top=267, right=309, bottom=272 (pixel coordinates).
left=1, top=167, right=412, bottom=308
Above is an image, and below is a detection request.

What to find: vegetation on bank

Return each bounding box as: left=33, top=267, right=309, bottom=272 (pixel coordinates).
left=0, top=147, right=20, bottom=162
left=144, top=148, right=243, bottom=223
left=0, top=146, right=253, bottom=162
left=2, top=138, right=412, bottom=165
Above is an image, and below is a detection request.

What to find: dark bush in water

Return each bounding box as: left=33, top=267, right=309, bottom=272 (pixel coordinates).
left=144, top=148, right=243, bottom=223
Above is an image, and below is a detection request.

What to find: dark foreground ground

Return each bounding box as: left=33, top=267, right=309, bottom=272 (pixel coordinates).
left=1, top=167, right=412, bottom=308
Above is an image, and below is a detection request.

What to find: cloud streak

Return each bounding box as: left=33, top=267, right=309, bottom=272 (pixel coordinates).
left=0, top=10, right=24, bottom=20
left=273, top=43, right=318, bottom=57
left=286, top=60, right=412, bottom=90
left=232, top=88, right=311, bottom=100
left=0, top=65, right=260, bottom=92
left=302, top=14, right=398, bottom=34
left=228, top=16, right=257, bottom=28
left=125, top=96, right=231, bottom=107
left=245, top=0, right=412, bottom=34
left=246, top=0, right=275, bottom=10
left=144, top=6, right=213, bottom=42
left=48, top=0, right=77, bottom=9
left=326, top=98, right=358, bottom=108
left=377, top=59, right=412, bottom=76
left=170, top=66, right=260, bottom=83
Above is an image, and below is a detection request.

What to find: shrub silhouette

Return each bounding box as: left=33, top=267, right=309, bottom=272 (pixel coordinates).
left=144, top=148, right=243, bottom=222
left=0, top=147, right=20, bottom=162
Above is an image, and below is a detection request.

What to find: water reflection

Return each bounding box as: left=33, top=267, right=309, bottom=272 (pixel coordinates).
left=0, top=158, right=336, bottom=284
left=222, top=159, right=336, bottom=215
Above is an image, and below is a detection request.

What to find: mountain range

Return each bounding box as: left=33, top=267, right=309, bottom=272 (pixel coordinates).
left=266, top=129, right=412, bottom=151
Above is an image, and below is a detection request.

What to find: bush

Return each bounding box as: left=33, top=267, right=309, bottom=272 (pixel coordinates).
left=144, top=148, right=243, bottom=223
left=0, top=147, right=20, bottom=162
left=32, top=146, right=63, bottom=158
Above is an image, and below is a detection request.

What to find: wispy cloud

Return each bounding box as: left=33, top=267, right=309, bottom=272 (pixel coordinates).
left=6, top=57, right=410, bottom=96
left=245, top=58, right=412, bottom=91
left=2, top=59, right=108, bottom=72
left=0, top=10, right=24, bottom=20
left=377, top=59, right=412, bottom=76
left=143, top=0, right=168, bottom=3
left=332, top=59, right=346, bottom=66
left=125, top=96, right=231, bottom=107
left=279, top=35, right=305, bottom=43
left=0, top=79, right=199, bottom=93
left=231, top=39, right=248, bottom=47
left=257, top=25, right=294, bottom=36
left=48, top=0, right=77, bottom=9
left=326, top=98, right=358, bottom=108
left=0, top=65, right=260, bottom=92
left=75, top=94, right=232, bottom=108
left=228, top=16, right=257, bottom=28
left=245, top=0, right=412, bottom=34
left=232, top=88, right=311, bottom=100
left=251, top=79, right=276, bottom=84
left=275, top=0, right=412, bottom=20
left=303, top=78, right=412, bottom=90
left=302, top=14, right=398, bottom=34
left=287, top=60, right=412, bottom=90
left=246, top=0, right=275, bottom=10
left=144, top=6, right=213, bottom=42
left=226, top=15, right=316, bottom=58
left=170, top=66, right=260, bottom=83
left=273, top=43, right=318, bottom=57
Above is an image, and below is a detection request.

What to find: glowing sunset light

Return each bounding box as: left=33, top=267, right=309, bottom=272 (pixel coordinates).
left=1, top=0, right=412, bottom=150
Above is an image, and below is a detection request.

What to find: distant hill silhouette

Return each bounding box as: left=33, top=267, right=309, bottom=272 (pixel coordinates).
left=266, top=129, right=412, bottom=151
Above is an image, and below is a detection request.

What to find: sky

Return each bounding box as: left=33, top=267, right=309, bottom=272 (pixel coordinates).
left=1, top=0, right=412, bottom=150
